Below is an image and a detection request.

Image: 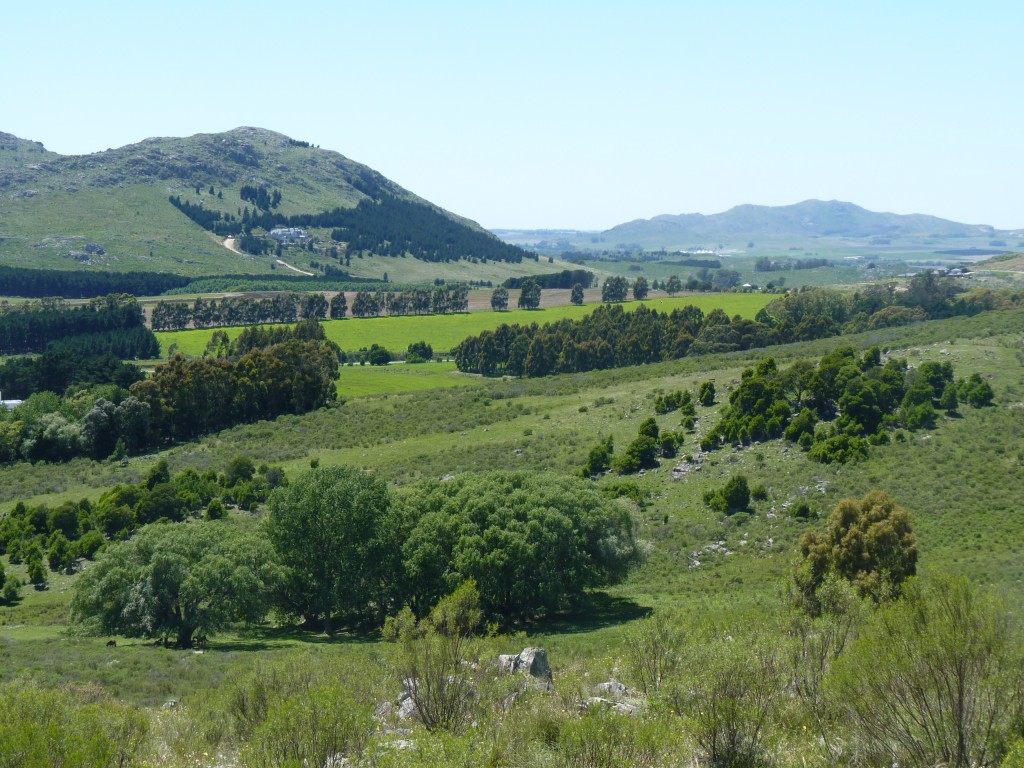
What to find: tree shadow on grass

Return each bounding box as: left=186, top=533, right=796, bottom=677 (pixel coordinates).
left=522, top=592, right=652, bottom=636
left=207, top=624, right=383, bottom=652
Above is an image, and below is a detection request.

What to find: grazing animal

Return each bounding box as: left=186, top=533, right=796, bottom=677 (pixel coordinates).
left=194, top=634, right=208, bottom=648
left=106, top=639, right=117, bottom=648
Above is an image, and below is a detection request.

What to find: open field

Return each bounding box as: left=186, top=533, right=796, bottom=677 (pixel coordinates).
left=337, top=360, right=478, bottom=396
left=155, top=292, right=774, bottom=356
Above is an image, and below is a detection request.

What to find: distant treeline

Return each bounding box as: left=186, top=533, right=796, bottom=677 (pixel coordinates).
left=170, top=190, right=535, bottom=264
left=152, top=293, right=332, bottom=331
left=754, top=257, right=832, bottom=272
left=349, top=286, right=469, bottom=317
left=502, top=269, right=595, bottom=290
left=151, top=286, right=474, bottom=330
left=0, top=296, right=158, bottom=399
left=661, top=258, right=722, bottom=269
left=0, top=295, right=153, bottom=355
left=453, top=275, right=1017, bottom=378
left=0, top=321, right=340, bottom=464
left=0, top=265, right=191, bottom=299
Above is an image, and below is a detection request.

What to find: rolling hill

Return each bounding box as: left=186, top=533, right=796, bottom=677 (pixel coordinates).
left=495, top=200, right=1022, bottom=255
left=0, top=127, right=552, bottom=283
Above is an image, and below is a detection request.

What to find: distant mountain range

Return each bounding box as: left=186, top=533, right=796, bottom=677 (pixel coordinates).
left=0, top=127, right=533, bottom=278
left=495, top=200, right=1021, bottom=252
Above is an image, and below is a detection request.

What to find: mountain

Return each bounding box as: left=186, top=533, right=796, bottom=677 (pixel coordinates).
left=597, top=200, right=1002, bottom=250
left=0, top=127, right=538, bottom=280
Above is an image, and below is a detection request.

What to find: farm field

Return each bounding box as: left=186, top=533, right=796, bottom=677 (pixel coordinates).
left=155, top=292, right=774, bottom=357
left=337, top=360, right=478, bottom=396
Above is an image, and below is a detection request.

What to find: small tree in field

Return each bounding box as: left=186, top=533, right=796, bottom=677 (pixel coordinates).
left=632, top=276, right=649, bottom=301
left=794, top=490, right=917, bottom=613
left=570, top=282, right=584, bottom=305
left=490, top=286, right=509, bottom=311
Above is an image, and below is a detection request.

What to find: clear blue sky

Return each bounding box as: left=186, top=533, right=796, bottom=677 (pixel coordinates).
left=4, top=1, right=1022, bottom=230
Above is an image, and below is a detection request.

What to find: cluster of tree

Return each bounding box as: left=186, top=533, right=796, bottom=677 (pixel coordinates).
left=754, top=257, right=832, bottom=272
left=0, top=457, right=285, bottom=593
left=168, top=194, right=238, bottom=237
left=170, top=273, right=382, bottom=296
left=502, top=269, right=595, bottom=290
left=70, top=468, right=639, bottom=645
left=580, top=417, right=686, bottom=478
left=0, top=265, right=191, bottom=299
left=0, top=326, right=340, bottom=465
left=453, top=303, right=767, bottom=377
left=455, top=281, right=1021, bottom=379
left=0, top=349, right=144, bottom=400
left=240, top=184, right=282, bottom=211
left=349, top=286, right=470, bottom=318
left=756, top=277, right=1019, bottom=337
left=131, top=337, right=339, bottom=443
left=0, top=295, right=150, bottom=355
left=151, top=293, right=332, bottom=330
left=700, top=349, right=993, bottom=463
left=169, top=187, right=533, bottom=264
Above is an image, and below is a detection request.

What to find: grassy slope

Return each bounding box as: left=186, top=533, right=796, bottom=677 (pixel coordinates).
left=2, top=307, right=1023, bottom=714
left=156, top=293, right=774, bottom=356
left=0, top=127, right=574, bottom=285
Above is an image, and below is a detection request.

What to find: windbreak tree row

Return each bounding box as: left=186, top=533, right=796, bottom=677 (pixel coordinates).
left=453, top=279, right=1020, bottom=378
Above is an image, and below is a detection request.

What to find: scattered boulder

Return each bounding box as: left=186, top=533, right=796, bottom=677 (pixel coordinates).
left=594, top=680, right=629, bottom=697
left=498, top=647, right=552, bottom=684
left=583, top=697, right=640, bottom=715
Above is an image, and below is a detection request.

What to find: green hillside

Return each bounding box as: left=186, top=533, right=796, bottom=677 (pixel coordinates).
left=0, top=127, right=568, bottom=284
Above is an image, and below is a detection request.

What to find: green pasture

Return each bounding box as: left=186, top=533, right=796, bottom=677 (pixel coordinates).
left=156, top=293, right=773, bottom=357
left=338, top=361, right=479, bottom=397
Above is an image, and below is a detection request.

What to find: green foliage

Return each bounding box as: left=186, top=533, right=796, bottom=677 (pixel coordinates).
left=960, top=372, right=995, bottom=407
left=602, top=275, right=630, bottom=302
left=71, top=520, right=280, bottom=647
left=246, top=685, right=374, bottom=768
left=632, top=275, right=649, bottom=301
left=828, top=574, right=1024, bottom=768
left=383, top=581, right=483, bottom=732
left=654, top=388, right=695, bottom=416
left=400, top=471, right=639, bottom=622
left=581, top=435, right=614, bottom=477
left=795, top=490, right=917, bottom=612
left=0, top=681, right=148, bottom=768
left=490, top=286, right=509, bottom=311
left=704, top=474, right=751, bottom=515
left=558, top=708, right=681, bottom=768
left=615, top=435, right=659, bottom=474
left=517, top=277, right=542, bottom=309
left=698, top=380, right=716, bottom=406
left=224, top=455, right=256, bottom=487
left=267, top=465, right=400, bottom=633
left=683, top=629, right=783, bottom=768
left=570, top=282, right=585, bottom=305
left=408, top=339, right=434, bottom=361
left=366, top=343, right=393, bottom=365
left=624, top=610, right=686, bottom=696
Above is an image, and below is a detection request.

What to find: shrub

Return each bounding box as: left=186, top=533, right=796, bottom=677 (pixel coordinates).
left=705, top=474, right=750, bottom=515
left=0, top=680, right=149, bottom=767
left=246, top=685, right=374, bottom=768
left=827, top=574, right=1024, bottom=768
left=795, top=490, right=916, bottom=611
